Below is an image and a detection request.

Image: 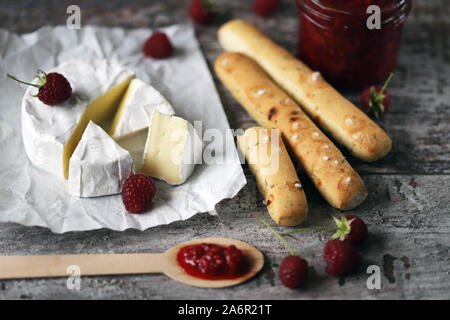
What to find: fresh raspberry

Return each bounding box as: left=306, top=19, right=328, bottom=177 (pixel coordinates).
left=189, top=0, right=215, bottom=24
left=344, top=214, right=369, bottom=245
left=122, top=174, right=156, bottom=213
left=142, top=32, right=174, bottom=59
left=37, top=73, right=72, bottom=105
left=253, top=0, right=281, bottom=17
left=361, top=73, right=393, bottom=117
left=324, top=239, right=361, bottom=276
left=7, top=71, right=72, bottom=106
left=361, top=86, right=391, bottom=117
left=279, top=255, right=308, bottom=289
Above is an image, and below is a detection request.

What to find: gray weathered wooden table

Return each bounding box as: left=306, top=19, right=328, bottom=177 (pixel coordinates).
left=0, top=0, right=448, bottom=299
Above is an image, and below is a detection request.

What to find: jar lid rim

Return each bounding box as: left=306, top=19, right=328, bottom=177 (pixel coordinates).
left=297, top=0, right=411, bottom=17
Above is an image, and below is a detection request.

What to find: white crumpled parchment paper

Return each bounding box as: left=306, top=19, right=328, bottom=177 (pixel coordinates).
left=0, top=23, right=246, bottom=233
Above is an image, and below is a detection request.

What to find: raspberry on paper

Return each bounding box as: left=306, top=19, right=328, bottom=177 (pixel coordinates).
left=142, top=32, right=174, bottom=59
left=122, top=174, right=156, bottom=213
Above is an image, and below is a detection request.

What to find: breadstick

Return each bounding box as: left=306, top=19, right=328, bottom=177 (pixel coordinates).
left=218, top=19, right=392, bottom=162
left=237, top=126, right=308, bottom=226
left=215, top=52, right=367, bottom=210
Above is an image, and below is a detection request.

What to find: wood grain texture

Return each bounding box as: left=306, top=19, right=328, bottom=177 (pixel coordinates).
left=0, top=0, right=448, bottom=299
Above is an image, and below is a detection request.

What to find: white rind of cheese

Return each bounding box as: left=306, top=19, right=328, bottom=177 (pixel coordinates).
left=141, top=110, right=203, bottom=185
left=21, top=59, right=135, bottom=179
left=109, top=78, right=175, bottom=139
left=68, top=121, right=134, bottom=197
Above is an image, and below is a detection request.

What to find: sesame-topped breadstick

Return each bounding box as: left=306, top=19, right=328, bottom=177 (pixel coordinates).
left=237, top=126, right=308, bottom=226
left=215, top=52, right=367, bottom=210
left=218, top=19, right=392, bottom=162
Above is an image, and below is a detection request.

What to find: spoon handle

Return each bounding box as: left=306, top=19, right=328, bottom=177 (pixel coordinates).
left=0, top=253, right=167, bottom=279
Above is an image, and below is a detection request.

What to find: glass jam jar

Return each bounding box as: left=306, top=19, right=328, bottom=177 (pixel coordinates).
left=296, top=0, right=411, bottom=88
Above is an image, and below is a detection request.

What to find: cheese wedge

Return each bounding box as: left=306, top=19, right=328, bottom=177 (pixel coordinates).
left=21, top=59, right=135, bottom=179
left=68, top=121, right=134, bottom=197
left=109, top=78, right=175, bottom=139
left=141, top=110, right=203, bottom=185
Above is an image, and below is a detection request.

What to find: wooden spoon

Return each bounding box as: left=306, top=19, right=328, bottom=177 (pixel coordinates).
left=0, top=237, right=264, bottom=288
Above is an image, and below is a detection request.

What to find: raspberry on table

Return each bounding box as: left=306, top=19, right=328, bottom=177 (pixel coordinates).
left=253, top=0, right=281, bottom=17
left=360, top=73, right=393, bottom=117
left=279, top=255, right=308, bottom=289
left=189, top=0, right=215, bottom=24
left=324, top=239, right=361, bottom=276
left=344, top=214, right=369, bottom=245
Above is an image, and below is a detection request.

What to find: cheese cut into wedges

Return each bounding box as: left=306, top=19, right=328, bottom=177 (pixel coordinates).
left=21, top=59, right=135, bottom=180
left=68, top=121, right=134, bottom=197
left=141, top=110, right=203, bottom=185
left=109, top=79, right=175, bottom=139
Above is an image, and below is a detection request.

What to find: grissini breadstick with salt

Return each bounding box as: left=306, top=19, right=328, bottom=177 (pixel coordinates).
left=215, top=52, right=367, bottom=210
left=218, top=19, right=392, bottom=162
left=237, top=126, right=308, bottom=226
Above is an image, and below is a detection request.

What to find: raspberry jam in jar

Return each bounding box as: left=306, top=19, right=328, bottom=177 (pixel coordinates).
left=177, top=243, right=249, bottom=280
left=296, top=0, right=411, bottom=88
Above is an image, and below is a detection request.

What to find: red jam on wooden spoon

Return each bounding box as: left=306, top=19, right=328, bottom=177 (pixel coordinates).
left=177, top=243, right=249, bottom=280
